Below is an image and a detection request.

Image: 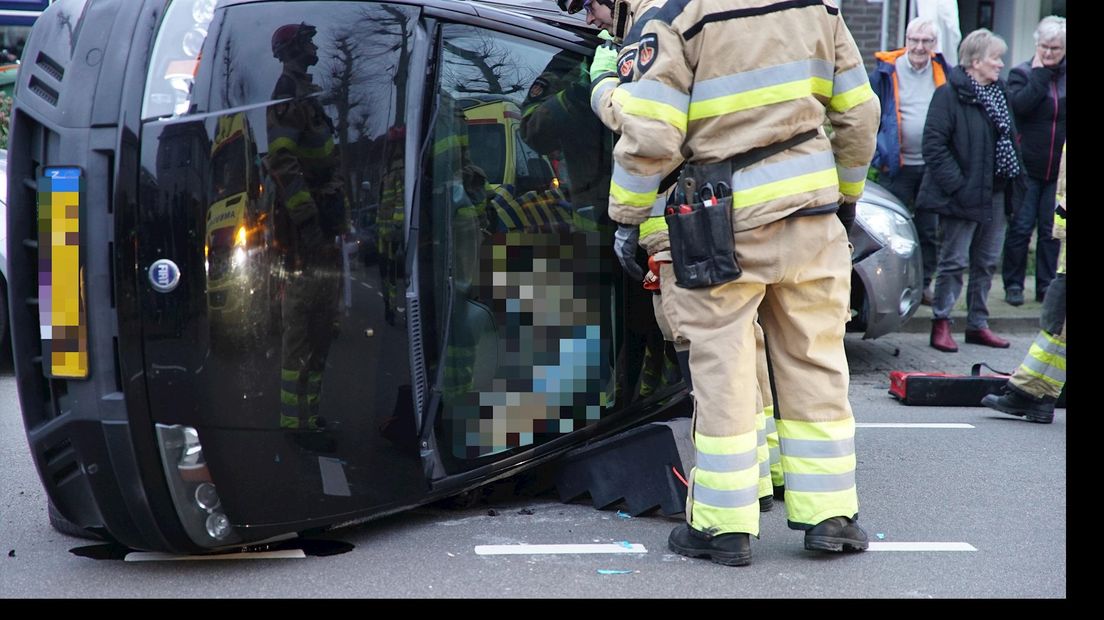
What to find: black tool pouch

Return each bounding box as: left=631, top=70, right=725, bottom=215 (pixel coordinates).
left=666, top=194, right=741, bottom=289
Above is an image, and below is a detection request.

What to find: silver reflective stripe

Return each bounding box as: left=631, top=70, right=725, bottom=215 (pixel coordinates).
left=765, top=417, right=777, bottom=434
left=591, top=77, right=617, bottom=115
left=833, top=65, right=870, bottom=95
left=785, top=471, right=856, bottom=493
left=692, top=483, right=760, bottom=509
left=769, top=446, right=780, bottom=462
left=731, top=150, right=836, bottom=192
left=696, top=448, right=758, bottom=473
left=623, top=79, right=690, bottom=113
left=692, top=59, right=834, bottom=103
left=757, top=428, right=766, bottom=445
left=759, top=460, right=770, bottom=478
left=649, top=194, right=668, bottom=216
left=836, top=164, right=868, bottom=184
left=612, top=164, right=665, bottom=195
left=780, top=436, right=855, bottom=458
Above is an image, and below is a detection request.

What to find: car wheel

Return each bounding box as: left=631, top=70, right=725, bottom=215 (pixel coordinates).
left=47, top=499, right=102, bottom=540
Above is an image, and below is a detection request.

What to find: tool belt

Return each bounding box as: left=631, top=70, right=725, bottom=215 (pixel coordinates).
left=665, top=129, right=819, bottom=289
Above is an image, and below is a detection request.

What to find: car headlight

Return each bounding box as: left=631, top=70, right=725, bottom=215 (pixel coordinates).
left=856, top=203, right=917, bottom=257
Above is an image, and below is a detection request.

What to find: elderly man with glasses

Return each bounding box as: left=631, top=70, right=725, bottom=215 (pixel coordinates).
left=869, top=17, right=950, bottom=305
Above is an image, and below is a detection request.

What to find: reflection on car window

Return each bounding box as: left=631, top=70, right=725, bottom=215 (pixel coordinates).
left=430, top=25, right=617, bottom=464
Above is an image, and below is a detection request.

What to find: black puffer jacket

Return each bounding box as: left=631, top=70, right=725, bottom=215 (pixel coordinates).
left=1007, top=58, right=1066, bottom=181
left=916, top=66, right=1023, bottom=223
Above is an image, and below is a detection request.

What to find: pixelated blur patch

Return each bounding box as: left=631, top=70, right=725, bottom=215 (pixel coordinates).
left=37, top=167, right=89, bottom=379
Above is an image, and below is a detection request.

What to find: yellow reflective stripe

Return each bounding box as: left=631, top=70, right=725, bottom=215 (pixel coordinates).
left=694, top=430, right=758, bottom=455
left=610, top=180, right=658, bottom=208
left=730, top=168, right=837, bottom=209
left=287, top=190, right=312, bottom=209
left=1040, top=330, right=1065, bottom=350
left=295, top=138, right=335, bottom=159
left=784, top=488, right=858, bottom=526
left=688, top=77, right=833, bottom=120
left=434, top=134, right=467, bottom=156
left=776, top=417, right=855, bottom=441
left=269, top=136, right=297, bottom=154
left=780, top=454, right=856, bottom=476
left=839, top=178, right=866, bottom=197
left=829, top=83, right=875, bottom=113
left=694, top=465, right=759, bottom=491
left=620, top=94, right=688, bottom=133
left=639, top=215, right=668, bottom=240
left=689, top=503, right=760, bottom=537
left=1018, top=365, right=1065, bottom=389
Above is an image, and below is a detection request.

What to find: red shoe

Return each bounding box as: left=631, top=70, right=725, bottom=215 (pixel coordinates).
left=930, top=319, right=958, bottom=352
left=964, top=328, right=1010, bottom=348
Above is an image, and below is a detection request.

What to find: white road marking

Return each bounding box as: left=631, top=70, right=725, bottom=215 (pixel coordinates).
left=868, top=542, right=977, bottom=552
left=857, top=423, right=975, bottom=429
left=475, top=543, right=647, bottom=555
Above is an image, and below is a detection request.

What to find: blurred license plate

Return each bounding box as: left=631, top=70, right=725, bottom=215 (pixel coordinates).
left=38, top=166, right=88, bottom=379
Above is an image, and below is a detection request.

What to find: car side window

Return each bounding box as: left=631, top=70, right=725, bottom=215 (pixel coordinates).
left=427, top=24, right=618, bottom=465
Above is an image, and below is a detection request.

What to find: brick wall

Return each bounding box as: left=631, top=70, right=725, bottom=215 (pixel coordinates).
left=841, top=0, right=904, bottom=73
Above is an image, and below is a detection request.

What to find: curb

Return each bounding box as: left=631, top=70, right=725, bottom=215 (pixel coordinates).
left=899, top=316, right=1040, bottom=334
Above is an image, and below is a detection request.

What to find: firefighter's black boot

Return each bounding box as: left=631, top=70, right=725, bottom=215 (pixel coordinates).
left=668, top=524, right=752, bottom=566
left=981, top=385, right=1056, bottom=424
left=759, top=495, right=773, bottom=512
left=803, top=516, right=869, bottom=553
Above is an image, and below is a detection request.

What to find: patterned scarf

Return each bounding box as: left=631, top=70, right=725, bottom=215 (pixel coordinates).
left=969, top=75, right=1022, bottom=180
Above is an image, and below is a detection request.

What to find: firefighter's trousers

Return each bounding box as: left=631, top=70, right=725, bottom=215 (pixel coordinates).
left=657, top=213, right=858, bottom=536
left=281, top=257, right=342, bottom=429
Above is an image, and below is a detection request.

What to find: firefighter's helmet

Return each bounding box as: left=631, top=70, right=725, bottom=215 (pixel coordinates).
left=271, top=22, right=318, bottom=61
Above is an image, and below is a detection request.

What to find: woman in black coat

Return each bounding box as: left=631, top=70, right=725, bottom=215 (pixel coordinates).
left=1001, top=16, right=1065, bottom=305
left=916, top=28, right=1025, bottom=353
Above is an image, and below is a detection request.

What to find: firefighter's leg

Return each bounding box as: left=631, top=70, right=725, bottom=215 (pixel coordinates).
left=280, top=273, right=312, bottom=429
left=657, top=263, right=765, bottom=537
left=756, top=215, right=858, bottom=530
left=755, top=320, right=784, bottom=493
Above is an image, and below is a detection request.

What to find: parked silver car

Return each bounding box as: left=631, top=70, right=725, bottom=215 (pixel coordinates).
left=848, top=181, right=924, bottom=339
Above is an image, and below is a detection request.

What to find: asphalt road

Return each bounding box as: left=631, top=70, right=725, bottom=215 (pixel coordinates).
left=0, top=329, right=1066, bottom=598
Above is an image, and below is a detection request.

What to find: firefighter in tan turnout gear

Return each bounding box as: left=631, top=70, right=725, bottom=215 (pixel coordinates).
left=266, top=23, right=348, bottom=435
left=580, top=0, right=880, bottom=565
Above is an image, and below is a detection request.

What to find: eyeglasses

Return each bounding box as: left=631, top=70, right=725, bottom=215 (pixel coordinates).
left=906, top=36, right=936, bottom=47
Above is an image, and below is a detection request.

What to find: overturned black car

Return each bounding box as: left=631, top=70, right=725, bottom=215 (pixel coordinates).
left=7, top=0, right=918, bottom=553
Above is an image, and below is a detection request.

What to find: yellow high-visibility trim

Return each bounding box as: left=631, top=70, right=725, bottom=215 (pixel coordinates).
left=776, top=417, right=855, bottom=441
left=730, top=168, right=838, bottom=209
left=780, top=454, right=856, bottom=476
left=689, top=504, right=760, bottom=537
left=694, top=467, right=759, bottom=491
left=688, top=77, right=832, bottom=120
left=639, top=216, right=669, bottom=239
left=784, top=489, right=858, bottom=526
left=610, top=181, right=659, bottom=208
left=694, top=430, right=758, bottom=455
left=839, top=178, right=866, bottom=197
left=620, top=95, right=688, bottom=133
left=1018, top=366, right=1065, bottom=389
left=269, top=136, right=297, bottom=154
left=829, top=83, right=875, bottom=113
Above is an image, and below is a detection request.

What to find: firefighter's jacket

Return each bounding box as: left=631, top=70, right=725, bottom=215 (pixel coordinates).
left=266, top=67, right=346, bottom=235
left=591, top=0, right=879, bottom=241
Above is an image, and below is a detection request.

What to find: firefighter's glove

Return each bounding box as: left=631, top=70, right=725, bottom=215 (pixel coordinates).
left=837, top=201, right=857, bottom=234
left=613, top=224, right=643, bottom=282
left=590, top=40, right=619, bottom=82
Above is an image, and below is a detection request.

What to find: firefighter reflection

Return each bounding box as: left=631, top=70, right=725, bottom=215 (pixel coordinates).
left=519, top=50, right=608, bottom=216
left=435, top=93, right=490, bottom=404
left=265, top=23, right=348, bottom=432
left=520, top=50, right=673, bottom=402
left=377, top=127, right=405, bottom=327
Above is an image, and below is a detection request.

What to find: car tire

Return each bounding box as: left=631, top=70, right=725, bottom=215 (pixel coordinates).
left=47, top=499, right=102, bottom=540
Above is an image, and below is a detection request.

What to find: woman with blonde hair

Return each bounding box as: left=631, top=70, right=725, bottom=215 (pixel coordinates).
left=917, top=29, right=1025, bottom=352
